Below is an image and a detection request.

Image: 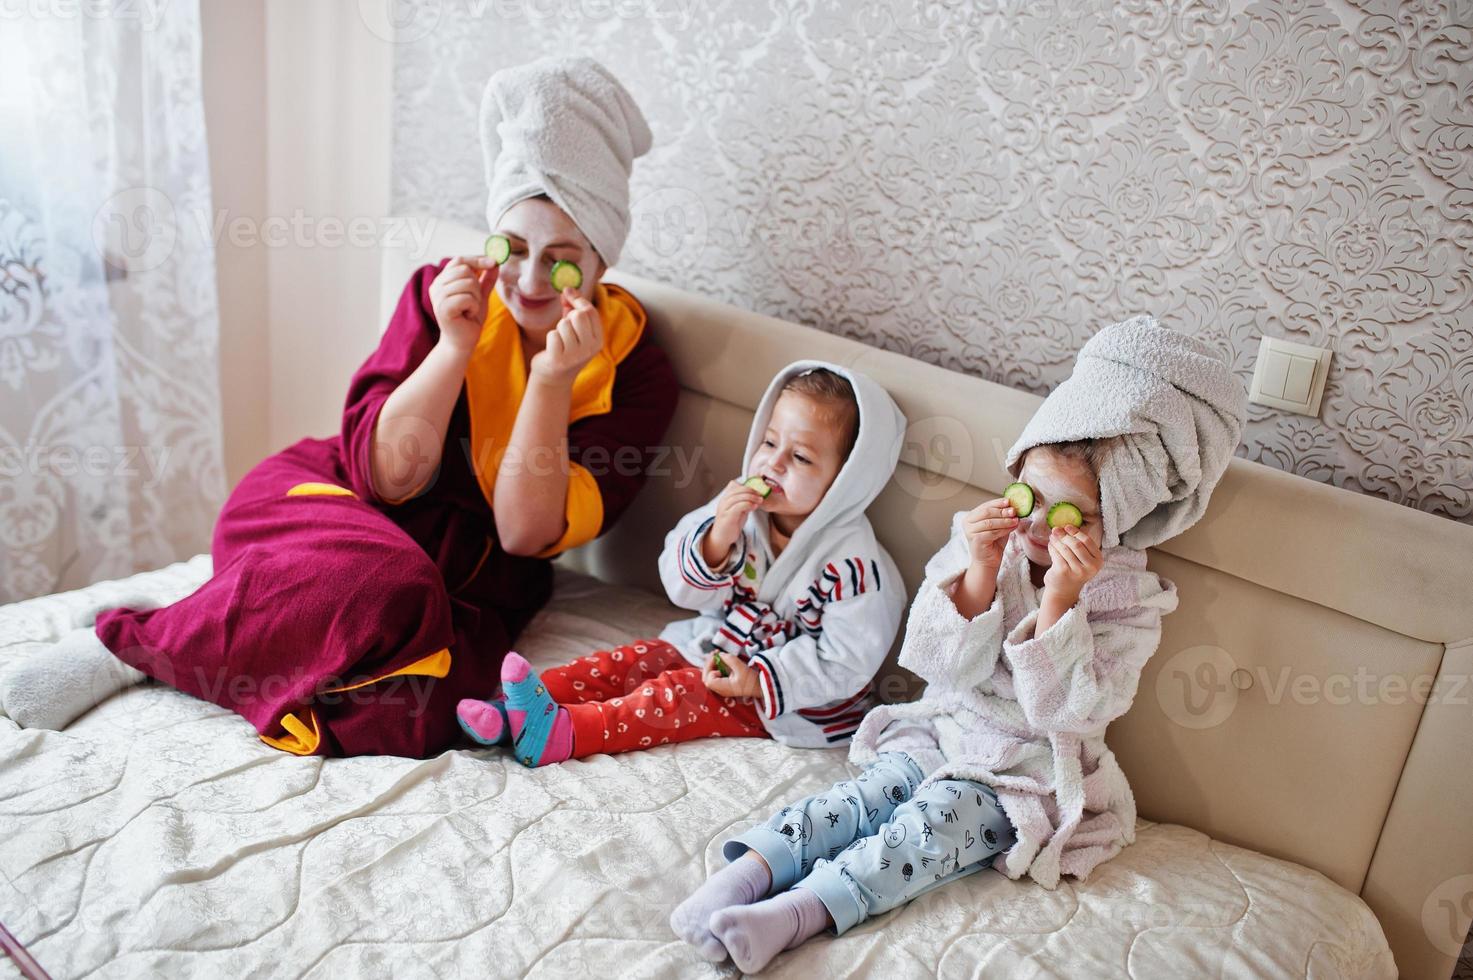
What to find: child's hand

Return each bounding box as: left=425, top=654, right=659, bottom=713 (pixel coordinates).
left=430, top=256, right=497, bottom=354
left=962, top=498, right=1018, bottom=570
left=529, top=288, right=604, bottom=385
left=703, top=480, right=764, bottom=568
left=1042, top=524, right=1104, bottom=601
left=703, top=652, right=761, bottom=700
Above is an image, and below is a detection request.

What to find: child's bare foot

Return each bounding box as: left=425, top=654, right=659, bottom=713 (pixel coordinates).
left=669, top=854, right=771, bottom=961
left=708, top=886, right=829, bottom=973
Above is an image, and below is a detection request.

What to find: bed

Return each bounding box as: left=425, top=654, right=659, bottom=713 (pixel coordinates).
left=2, top=217, right=1469, bottom=979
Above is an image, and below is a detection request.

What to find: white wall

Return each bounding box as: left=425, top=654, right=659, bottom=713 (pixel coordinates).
left=264, top=0, right=394, bottom=456
left=201, top=0, right=268, bottom=489
left=203, top=0, right=394, bottom=489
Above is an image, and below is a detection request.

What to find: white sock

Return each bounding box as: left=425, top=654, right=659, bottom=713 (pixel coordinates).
left=670, top=855, right=772, bottom=961
left=709, top=886, right=830, bottom=973
left=0, top=627, right=146, bottom=730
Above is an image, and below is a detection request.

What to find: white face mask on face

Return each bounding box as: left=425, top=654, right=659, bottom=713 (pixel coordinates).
left=1013, top=450, right=1103, bottom=566
left=492, top=197, right=603, bottom=335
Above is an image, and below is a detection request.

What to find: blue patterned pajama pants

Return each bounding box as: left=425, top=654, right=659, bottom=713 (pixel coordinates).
left=723, top=752, right=1017, bottom=933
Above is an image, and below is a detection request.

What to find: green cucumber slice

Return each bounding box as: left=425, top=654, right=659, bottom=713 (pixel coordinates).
left=484, top=234, right=511, bottom=264
left=1003, top=482, right=1034, bottom=517
left=1047, top=501, right=1084, bottom=529
left=549, top=259, right=583, bottom=291
left=742, top=476, right=772, bottom=498
left=712, top=650, right=731, bottom=677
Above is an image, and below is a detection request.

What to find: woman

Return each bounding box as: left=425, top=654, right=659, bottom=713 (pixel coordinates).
left=1, top=57, right=677, bottom=759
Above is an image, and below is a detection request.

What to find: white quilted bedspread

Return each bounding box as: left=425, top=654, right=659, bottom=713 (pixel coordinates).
left=0, top=557, right=1395, bottom=979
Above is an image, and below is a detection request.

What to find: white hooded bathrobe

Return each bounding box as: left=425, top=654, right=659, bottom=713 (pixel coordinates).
left=657, top=361, right=909, bottom=749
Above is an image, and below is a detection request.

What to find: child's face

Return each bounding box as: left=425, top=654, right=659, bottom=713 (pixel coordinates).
left=493, top=197, right=603, bottom=333
left=1013, top=449, right=1104, bottom=565
left=749, top=391, right=849, bottom=522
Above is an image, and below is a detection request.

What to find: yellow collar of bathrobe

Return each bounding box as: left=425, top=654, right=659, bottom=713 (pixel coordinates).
left=463, top=281, right=646, bottom=511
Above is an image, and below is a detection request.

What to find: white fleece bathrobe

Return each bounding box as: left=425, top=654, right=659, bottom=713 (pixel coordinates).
left=850, top=314, right=1245, bottom=889
left=849, top=514, right=1179, bottom=888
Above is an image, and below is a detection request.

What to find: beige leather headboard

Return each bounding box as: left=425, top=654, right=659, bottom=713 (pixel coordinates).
left=382, top=218, right=1473, bottom=980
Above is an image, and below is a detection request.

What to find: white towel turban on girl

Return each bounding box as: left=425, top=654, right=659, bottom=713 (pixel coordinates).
left=1004, top=315, right=1249, bottom=551
left=479, top=55, right=652, bottom=268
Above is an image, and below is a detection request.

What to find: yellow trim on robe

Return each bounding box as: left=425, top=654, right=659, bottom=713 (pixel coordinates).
left=463, top=282, right=646, bottom=556
left=320, top=646, right=452, bottom=695
left=533, top=461, right=605, bottom=558
left=259, top=709, right=322, bottom=756
left=285, top=482, right=358, bottom=498
left=257, top=649, right=453, bottom=755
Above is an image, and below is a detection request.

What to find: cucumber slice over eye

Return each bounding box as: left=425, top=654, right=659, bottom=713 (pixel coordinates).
left=1003, top=482, right=1034, bottom=517
left=742, top=476, right=772, bottom=498
left=549, top=259, right=583, bottom=291
left=484, top=234, right=511, bottom=264
left=712, top=650, right=731, bottom=677
left=1047, top=501, right=1084, bottom=529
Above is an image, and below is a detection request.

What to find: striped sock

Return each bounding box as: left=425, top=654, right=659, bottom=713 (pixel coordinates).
left=500, top=653, right=573, bottom=767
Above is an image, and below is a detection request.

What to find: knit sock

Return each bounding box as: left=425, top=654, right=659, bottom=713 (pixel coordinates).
left=500, top=652, right=573, bottom=766
left=456, top=695, right=510, bottom=746
left=709, top=886, right=830, bottom=973
left=0, top=627, right=146, bottom=730
left=670, top=855, right=772, bottom=961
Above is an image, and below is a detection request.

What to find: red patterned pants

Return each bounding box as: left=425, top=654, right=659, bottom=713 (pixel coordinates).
left=541, top=638, right=768, bottom=757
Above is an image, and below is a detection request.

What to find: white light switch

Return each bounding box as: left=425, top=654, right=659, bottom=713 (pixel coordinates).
left=1259, top=353, right=1290, bottom=399
left=1249, top=336, right=1331, bottom=416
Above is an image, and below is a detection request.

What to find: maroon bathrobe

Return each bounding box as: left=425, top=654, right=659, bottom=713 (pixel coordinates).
left=94, top=262, right=678, bottom=758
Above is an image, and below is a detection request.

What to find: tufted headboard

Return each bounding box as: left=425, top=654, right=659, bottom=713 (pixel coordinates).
left=381, top=217, right=1473, bottom=980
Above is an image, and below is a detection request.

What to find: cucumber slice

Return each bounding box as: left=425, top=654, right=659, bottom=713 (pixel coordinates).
left=549, top=259, right=583, bottom=291
left=1002, top=482, right=1034, bottom=517
left=484, top=234, right=511, bottom=264
left=742, top=476, right=772, bottom=498
left=1047, top=501, right=1084, bottom=529
left=712, top=650, right=731, bottom=677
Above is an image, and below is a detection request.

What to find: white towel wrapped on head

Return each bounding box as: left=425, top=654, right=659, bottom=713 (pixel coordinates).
left=1004, top=314, right=1248, bottom=550
left=479, top=55, right=652, bottom=267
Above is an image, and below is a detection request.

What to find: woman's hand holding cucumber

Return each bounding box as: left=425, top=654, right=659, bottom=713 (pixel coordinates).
left=529, top=288, right=603, bottom=386
left=430, top=256, right=498, bottom=355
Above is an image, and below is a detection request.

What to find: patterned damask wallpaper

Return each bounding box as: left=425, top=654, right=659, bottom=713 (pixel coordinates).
left=388, top=0, right=1473, bottom=522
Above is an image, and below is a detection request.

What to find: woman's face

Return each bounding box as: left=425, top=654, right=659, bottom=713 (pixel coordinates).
left=492, top=197, right=604, bottom=334
left=1013, top=448, right=1104, bottom=566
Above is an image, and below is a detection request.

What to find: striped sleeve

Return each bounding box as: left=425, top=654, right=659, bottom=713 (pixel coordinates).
left=748, top=650, right=784, bottom=720
left=677, top=517, right=744, bottom=590
left=658, top=508, right=748, bottom=613
left=796, top=686, right=876, bottom=743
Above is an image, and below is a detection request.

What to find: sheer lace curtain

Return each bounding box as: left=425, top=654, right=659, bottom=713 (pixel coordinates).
left=0, top=1, right=224, bottom=603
